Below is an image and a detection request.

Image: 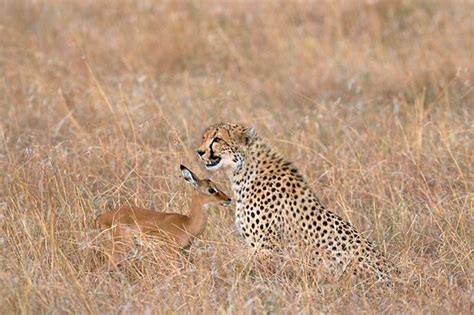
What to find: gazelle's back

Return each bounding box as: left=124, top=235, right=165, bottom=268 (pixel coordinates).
left=97, top=207, right=188, bottom=232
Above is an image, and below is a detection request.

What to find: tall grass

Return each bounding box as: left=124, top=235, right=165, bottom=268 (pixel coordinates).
left=1, top=0, right=472, bottom=313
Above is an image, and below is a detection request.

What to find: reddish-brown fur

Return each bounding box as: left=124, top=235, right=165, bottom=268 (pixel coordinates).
left=96, top=165, right=231, bottom=267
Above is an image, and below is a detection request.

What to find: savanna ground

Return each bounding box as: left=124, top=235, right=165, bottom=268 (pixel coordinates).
left=1, top=0, right=473, bottom=313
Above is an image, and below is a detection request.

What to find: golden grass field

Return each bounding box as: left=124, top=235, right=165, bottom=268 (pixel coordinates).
left=1, top=0, right=473, bottom=313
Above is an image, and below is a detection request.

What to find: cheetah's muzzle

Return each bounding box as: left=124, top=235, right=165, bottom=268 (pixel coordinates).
left=205, top=157, right=222, bottom=170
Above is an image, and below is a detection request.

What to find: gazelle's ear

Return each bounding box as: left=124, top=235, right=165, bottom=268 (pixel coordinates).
left=180, top=165, right=199, bottom=188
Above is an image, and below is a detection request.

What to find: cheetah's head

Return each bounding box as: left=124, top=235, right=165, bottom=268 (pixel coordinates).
left=196, top=123, right=256, bottom=171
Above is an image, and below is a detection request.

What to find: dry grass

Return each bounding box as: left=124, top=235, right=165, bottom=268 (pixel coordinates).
left=1, top=0, right=473, bottom=313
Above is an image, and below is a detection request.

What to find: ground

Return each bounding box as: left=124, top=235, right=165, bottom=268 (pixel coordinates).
left=0, top=0, right=472, bottom=313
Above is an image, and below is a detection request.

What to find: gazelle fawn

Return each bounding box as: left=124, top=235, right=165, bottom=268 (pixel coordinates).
left=96, top=165, right=232, bottom=268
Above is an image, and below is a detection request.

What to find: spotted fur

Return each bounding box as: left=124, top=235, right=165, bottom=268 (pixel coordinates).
left=197, top=123, right=397, bottom=282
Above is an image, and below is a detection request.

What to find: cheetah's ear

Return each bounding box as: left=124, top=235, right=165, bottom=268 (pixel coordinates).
left=241, top=126, right=257, bottom=145
left=180, top=164, right=199, bottom=188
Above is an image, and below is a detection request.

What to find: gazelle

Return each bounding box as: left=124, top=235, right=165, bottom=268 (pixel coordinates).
left=96, top=165, right=232, bottom=267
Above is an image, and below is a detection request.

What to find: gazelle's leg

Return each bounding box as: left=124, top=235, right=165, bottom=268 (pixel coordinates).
left=109, top=226, right=134, bottom=268
left=102, top=230, right=118, bottom=269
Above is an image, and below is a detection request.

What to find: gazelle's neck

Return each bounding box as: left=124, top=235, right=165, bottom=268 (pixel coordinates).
left=185, top=191, right=209, bottom=237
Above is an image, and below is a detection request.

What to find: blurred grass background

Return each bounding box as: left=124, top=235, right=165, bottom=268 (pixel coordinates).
left=0, top=0, right=472, bottom=313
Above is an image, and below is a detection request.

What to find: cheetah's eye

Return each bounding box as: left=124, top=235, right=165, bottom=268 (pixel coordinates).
left=208, top=188, right=217, bottom=194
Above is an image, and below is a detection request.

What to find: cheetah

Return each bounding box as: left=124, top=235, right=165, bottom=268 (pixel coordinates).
left=197, top=123, right=397, bottom=282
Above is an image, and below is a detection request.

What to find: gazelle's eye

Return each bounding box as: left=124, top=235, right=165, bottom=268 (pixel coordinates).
left=208, top=188, right=217, bottom=194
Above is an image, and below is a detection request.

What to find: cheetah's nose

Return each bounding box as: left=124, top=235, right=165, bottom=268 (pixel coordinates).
left=197, top=150, right=205, bottom=158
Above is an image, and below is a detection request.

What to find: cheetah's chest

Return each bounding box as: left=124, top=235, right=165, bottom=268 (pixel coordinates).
left=232, top=181, right=249, bottom=238
left=231, top=175, right=250, bottom=220
left=232, top=176, right=281, bottom=244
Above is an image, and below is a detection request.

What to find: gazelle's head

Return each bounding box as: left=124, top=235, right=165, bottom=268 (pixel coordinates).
left=180, top=165, right=232, bottom=207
